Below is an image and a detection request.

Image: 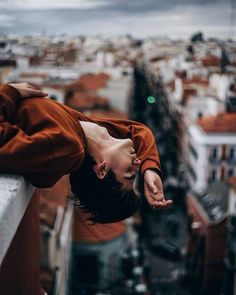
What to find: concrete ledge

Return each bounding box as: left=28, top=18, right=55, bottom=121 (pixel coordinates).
left=0, top=174, right=34, bottom=264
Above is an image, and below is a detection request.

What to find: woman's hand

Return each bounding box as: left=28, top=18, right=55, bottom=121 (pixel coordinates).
left=9, top=82, right=48, bottom=99
left=144, top=169, right=173, bottom=209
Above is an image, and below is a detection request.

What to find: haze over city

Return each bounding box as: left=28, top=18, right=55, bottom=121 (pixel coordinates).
left=0, top=0, right=235, bottom=39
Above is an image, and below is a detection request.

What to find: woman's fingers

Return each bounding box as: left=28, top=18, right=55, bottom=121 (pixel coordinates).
left=9, top=83, right=48, bottom=98
left=151, top=199, right=173, bottom=210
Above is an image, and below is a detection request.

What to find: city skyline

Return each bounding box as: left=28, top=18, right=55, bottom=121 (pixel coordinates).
left=0, top=0, right=235, bottom=39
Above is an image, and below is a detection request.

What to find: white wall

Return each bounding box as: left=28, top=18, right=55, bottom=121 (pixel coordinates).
left=186, top=124, right=236, bottom=192
left=98, top=75, right=132, bottom=113
left=0, top=175, right=34, bottom=264
left=228, top=187, right=236, bottom=215
left=185, top=96, right=224, bottom=122
left=209, top=73, right=233, bottom=101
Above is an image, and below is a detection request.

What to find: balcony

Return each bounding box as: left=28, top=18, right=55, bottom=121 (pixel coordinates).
left=0, top=175, right=42, bottom=294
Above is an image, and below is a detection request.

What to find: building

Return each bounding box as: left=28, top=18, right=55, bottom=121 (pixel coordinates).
left=222, top=177, right=236, bottom=295
left=185, top=112, right=236, bottom=192
left=0, top=40, right=16, bottom=83
left=186, top=182, right=228, bottom=295
left=39, top=176, right=73, bottom=295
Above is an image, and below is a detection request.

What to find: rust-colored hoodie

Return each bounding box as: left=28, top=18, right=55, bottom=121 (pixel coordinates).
left=0, top=84, right=162, bottom=188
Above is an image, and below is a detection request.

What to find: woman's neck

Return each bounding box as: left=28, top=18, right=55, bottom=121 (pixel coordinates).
left=80, top=121, right=114, bottom=158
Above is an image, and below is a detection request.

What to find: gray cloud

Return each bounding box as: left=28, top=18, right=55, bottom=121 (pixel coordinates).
left=0, top=0, right=226, bottom=12
left=0, top=0, right=233, bottom=39
left=98, top=0, right=225, bottom=14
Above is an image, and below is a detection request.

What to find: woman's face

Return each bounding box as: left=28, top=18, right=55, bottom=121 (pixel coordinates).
left=109, top=138, right=141, bottom=190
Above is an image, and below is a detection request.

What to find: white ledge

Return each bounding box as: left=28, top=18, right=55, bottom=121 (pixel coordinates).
left=0, top=174, right=34, bottom=264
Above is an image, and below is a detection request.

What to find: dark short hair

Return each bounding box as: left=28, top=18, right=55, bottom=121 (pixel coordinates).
left=69, top=155, right=141, bottom=223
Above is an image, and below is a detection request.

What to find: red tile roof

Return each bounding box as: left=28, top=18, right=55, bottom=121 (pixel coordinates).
left=182, top=87, right=197, bottom=105
left=89, top=108, right=128, bottom=119
left=65, top=72, right=111, bottom=110
left=39, top=176, right=70, bottom=228
left=183, top=78, right=209, bottom=87
left=71, top=72, right=110, bottom=92
left=20, top=72, right=48, bottom=79
left=149, top=56, right=170, bottom=63
left=72, top=209, right=126, bottom=243
left=165, top=80, right=175, bottom=91
left=175, top=70, right=187, bottom=79
left=66, top=91, right=109, bottom=110
left=43, top=83, right=69, bottom=90
left=200, top=55, right=220, bottom=67
left=198, top=112, right=236, bottom=133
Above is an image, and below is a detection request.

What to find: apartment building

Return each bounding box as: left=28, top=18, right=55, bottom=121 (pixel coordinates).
left=187, top=182, right=228, bottom=295
left=39, top=176, right=72, bottom=295
left=185, top=112, right=236, bottom=192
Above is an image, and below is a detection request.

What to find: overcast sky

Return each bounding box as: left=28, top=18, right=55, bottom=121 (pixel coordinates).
left=0, top=0, right=235, bottom=39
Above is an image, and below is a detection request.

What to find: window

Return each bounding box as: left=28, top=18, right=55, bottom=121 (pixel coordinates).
left=187, top=164, right=197, bottom=180
left=222, top=145, right=227, bottom=160
left=198, top=112, right=203, bottom=119
left=228, top=146, right=235, bottom=161
left=221, top=166, right=225, bottom=180
left=228, top=168, right=234, bottom=177
left=208, top=168, right=218, bottom=183
left=189, top=143, right=198, bottom=159
left=212, top=147, right=218, bottom=159
left=209, top=146, right=219, bottom=162
left=211, top=169, right=216, bottom=181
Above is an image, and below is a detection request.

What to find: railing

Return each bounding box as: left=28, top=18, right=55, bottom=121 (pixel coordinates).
left=0, top=175, right=42, bottom=295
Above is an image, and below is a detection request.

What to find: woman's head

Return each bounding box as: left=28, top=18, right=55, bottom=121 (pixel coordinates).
left=93, top=137, right=141, bottom=191
left=69, top=155, right=141, bottom=223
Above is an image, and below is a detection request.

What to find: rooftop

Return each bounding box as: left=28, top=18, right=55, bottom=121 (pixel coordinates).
left=88, top=108, right=127, bottom=119
left=200, top=55, right=221, bottom=67
left=71, top=72, right=110, bottom=92
left=66, top=91, right=109, bottom=111
left=39, top=176, right=69, bottom=229
left=182, top=78, right=209, bottom=87
left=195, top=182, right=228, bottom=223
left=198, top=112, right=236, bottom=133
left=20, top=72, right=49, bottom=79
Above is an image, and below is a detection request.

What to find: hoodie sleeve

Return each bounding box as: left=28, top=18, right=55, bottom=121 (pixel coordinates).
left=0, top=85, right=84, bottom=188
left=0, top=84, right=21, bottom=118
left=93, top=117, right=163, bottom=179
left=129, top=122, right=163, bottom=179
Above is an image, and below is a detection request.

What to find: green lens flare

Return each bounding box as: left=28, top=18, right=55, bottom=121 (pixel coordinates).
left=147, top=96, right=156, bottom=104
